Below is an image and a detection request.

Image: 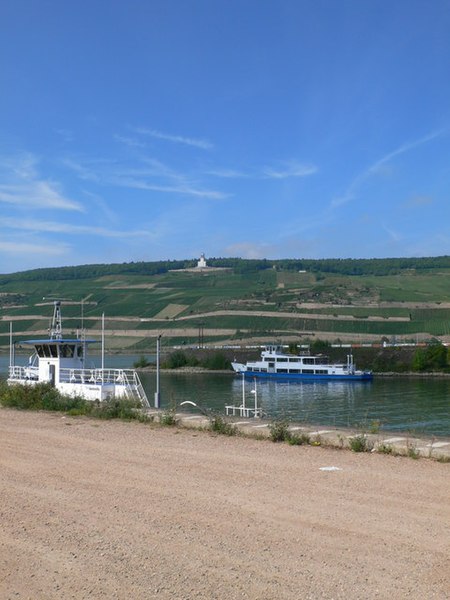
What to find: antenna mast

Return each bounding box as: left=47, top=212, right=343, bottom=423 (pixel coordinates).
left=50, top=301, right=63, bottom=339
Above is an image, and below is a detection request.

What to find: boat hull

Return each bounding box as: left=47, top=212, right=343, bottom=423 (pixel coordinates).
left=238, top=370, right=373, bottom=382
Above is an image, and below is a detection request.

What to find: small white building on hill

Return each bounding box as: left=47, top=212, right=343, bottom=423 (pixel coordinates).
left=197, top=253, right=207, bottom=268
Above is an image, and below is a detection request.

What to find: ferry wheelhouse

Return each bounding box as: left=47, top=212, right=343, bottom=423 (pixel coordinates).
left=231, top=345, right=373, bottom=381
left=7, top=301, right=150, bottom=406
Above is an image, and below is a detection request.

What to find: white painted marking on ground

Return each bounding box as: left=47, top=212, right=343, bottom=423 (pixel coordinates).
left=309, top=430, right=333, bottom=435
left=425, top=441, right=450, bottom=448
left=383, top=437, right=406, bottom=443
left=251, top=424, right=269, bottom=429
left=181, top=416, right=206, bottom=420
left=233, top=421, right=254, bottom=425
left=289, top=426, right=306, bottom=432
left=319, top=466, right=342, bottom=472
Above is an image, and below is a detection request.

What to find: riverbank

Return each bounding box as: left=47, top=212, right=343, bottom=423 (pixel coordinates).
left=0, top=409, right=449, bottom=599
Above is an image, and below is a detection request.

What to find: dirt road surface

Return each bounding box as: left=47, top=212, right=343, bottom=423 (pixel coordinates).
left=0, top=409, right=449, bottom=599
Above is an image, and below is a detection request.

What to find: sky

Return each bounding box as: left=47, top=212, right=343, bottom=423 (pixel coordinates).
left=1, top=0, right=450, bottom=273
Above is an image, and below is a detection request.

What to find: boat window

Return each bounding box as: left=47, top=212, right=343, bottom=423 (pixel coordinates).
left=260, top=368, right=267, bottom=372
left=60, top=344, right=75, bottom=358
left=42, top=345, right=50, bottom=358
left=35, top=345, right=44, bottom=357
left=263, top=357, right=272, bottom=362
left=276, top=357, right=288, bottom=362
left=315, top=369, right=328, bottom=374
left=288, top=357, right=300, bottom=363
left=303, top=358, right=314, bottom=365
left=277, top=368, right=288, bottom=373
left=288, top=369, right=299, bottom=374
left=76, top=346, right=83, bottom=357
left=268, top=362, right=275, bottom=368
left=303, top=369, right=314, bottom=374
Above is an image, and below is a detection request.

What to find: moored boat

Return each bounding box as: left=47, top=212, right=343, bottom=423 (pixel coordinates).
left=231, top=345, right=373, bottom=381
left=7, top=301, right=150, bottom=406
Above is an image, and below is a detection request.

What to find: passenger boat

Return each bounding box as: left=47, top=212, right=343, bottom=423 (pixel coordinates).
left=7, top=301, right=150, bottom=406
left=231, top=345, right=373, bottom=381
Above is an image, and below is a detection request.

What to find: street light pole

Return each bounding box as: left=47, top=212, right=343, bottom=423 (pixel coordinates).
left=154, top=334, right=161, bottom=408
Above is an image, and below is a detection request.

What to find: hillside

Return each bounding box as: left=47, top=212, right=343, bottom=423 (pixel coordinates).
left=1, top=257, right=450, bottom=351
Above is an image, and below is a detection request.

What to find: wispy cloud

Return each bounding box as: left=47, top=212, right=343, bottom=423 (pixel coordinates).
left=333, top=128, right=448, bottom=207
left=382, top=223, right=403, bottom=243
left=65, top=156, right=228, bottom=200
left=135, top=127, right=213, bottom=150
left=108, top=178, right=228, bottom=199
left=2, top=217, right=152, bottom=238
left=262, top=160, right=318, bottom=179
left=0, top=154, right=83, bottom=211
left=207, top=160, right=318, bottom=180
left=114, top=134, right=146, bottom=149
left=0, top=239, right=70, bottom=256
left=205, top=168, right=249, bottom=179
left=0, top=181, right=83, bottom=211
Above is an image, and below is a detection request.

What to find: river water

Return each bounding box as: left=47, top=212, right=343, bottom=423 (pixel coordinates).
left=1, top=355, right=449, bottom=437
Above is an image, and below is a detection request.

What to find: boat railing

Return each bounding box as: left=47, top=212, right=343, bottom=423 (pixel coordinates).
left=59, top=368, right=150, bottom=408
left=58, top=367, right=135, bottom=385
left=8, top=365, right=39, bottom=381
left=225, top=404, right=263, bottom=418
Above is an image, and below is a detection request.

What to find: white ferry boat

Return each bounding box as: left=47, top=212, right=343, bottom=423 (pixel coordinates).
left=7, top=301, right=150, bottom=406
left=231, top=345, right=373, bottom=381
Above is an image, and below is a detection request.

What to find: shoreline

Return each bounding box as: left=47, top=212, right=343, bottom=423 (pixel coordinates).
left=138, top=365, right=450, bottom=377
left=151, top=408, right=450, bottom=460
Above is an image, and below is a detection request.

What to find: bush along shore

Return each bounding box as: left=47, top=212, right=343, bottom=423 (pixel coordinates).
left=1, top=381, right=449, bottom=462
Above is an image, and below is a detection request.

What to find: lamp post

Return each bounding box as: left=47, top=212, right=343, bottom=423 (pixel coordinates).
left=154, top=334, right=162, bottom=408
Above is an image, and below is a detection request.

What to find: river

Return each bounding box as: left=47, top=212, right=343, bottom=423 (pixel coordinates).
left=1, top=354, right=449, bottom=437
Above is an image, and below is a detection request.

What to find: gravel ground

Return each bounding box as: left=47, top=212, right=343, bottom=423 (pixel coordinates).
left=0, top=409, right=449, bottom=600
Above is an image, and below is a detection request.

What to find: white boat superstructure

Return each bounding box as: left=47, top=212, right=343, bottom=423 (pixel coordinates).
left=7, top=301, right=150, bottom=407
left=231, top=345, right=373, bottom=381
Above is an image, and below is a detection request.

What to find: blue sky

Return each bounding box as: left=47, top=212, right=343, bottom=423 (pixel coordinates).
left=1, top=0, right=449, bottom=273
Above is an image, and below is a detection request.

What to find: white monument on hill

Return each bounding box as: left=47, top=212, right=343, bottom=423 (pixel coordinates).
left=197, top=253, right=207, bottom=268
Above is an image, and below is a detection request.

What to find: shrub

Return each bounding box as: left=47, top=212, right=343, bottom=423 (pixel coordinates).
left=163, top=350, right=188, bottom=369
left=133, top=355, right=151, bottom=368
left=269, top=420, right=291, bottom=443
left=159, top=408, right=177, bottom=426
left=377, top=443, right=393, bottom=455
left=349, top=434, right=373, bottom=452
left=407, top=445, right=420, bottom=459
left=287, top=432, right=310, bottom=446
left=201, top=352, right=231, bottom=370
left=0, top=382, right=88, bottom=413
left=90, top=398, right=141, bottom=420
left=210, top=415, right=237, bottom=436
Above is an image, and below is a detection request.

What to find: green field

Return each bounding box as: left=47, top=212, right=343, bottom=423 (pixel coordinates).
left=1, top=260, right=450, bottom=350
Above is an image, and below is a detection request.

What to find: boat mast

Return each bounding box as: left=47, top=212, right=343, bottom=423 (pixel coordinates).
left=9, top=321, right=13, bottom=369
left=49, top=301, right=63, bottom=340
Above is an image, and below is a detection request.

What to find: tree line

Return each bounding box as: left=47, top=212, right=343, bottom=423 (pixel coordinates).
left=1, top=255, right=450, bottom=283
